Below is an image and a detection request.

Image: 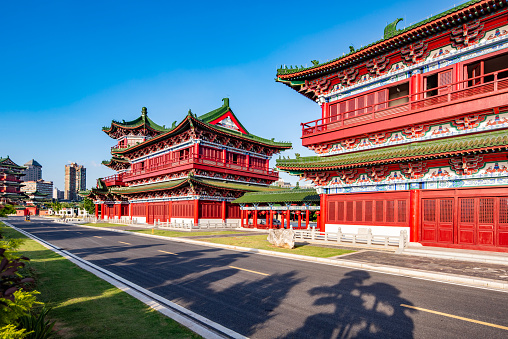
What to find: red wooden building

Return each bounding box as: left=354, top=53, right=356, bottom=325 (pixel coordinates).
left=0, top=156, right=26, bottom=204
left=82, top=99, right=291, bottom=225
left=276, top=0, right=508, bottom=252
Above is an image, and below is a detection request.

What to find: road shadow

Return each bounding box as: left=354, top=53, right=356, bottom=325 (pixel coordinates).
left=281, top=270, right=416, bottom=338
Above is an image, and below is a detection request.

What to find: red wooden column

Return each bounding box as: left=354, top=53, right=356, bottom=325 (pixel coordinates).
left=286, top=210, right=290, bottom=229
left=269, top=210, right=274, bottom=229
left=168, top=201, right=172, bottom=223
left=222, top=149, right=227, bottom=163
left=101, top=204, right=105, bottom=220
left=221, top=201, right=226, bottom=222
left=193, top=199, right=199, bottom=225
left=253, top=209, right=258, bottom=228
left=245, top=154, right=250, bottom=169
left=410, top=189, right=421, bottom=243
left=305, top=210, right=310, bottom=228
left=265, top=211, right=269, bottom=227
left=193, top=142, right=199, bottom=159
left=95, top=204, right=99, bottom=219
left=128, top=203, right=133, bottom=220
left=240, top=209, right=244, bottom=227
left=297, top=211, right=301, bottom=229
left=145, top=202, right=149, bottom=224
left=117, top=204, right=122, bottom=219
left=410, top=71, right=423, bottom=101
left=280, top=212, right=284, bottom=229
left=320, top=194, right=327, bottom=232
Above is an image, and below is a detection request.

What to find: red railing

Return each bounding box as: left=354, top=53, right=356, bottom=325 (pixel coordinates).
left=302, top=67, right=508, bottom=137
left=102, top=173, right=126, bottom=187
left=123, top=154, right=278, bottom=180
left=0, top=187, right=21, bottom=193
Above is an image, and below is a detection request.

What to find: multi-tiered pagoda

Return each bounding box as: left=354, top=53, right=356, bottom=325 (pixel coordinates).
left=82, top=98, right=291, bottom=225
left=0, top=156, right=26, bottom=204
left=276, top=0, right=508, bottom=252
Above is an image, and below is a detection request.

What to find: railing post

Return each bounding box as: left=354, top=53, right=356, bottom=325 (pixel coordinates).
left=311, top=227, right=315, bottom=240
left=399, top=230, right=407, bottom=250
left=337, top=227, right=342, bottom=243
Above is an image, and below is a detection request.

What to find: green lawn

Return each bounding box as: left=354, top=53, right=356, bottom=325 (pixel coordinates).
left=196, top=235, right=355, bottom=258
left=131, top=229, right=247, bottom=237
left=0, top=223, right=200, bottom=339
left=81, top=224, right=354, bottom=257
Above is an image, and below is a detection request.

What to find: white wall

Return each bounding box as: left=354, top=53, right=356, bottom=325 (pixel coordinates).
left=325, top=224, right=410, bottom=236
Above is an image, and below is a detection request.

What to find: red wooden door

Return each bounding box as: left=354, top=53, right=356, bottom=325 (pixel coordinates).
left=437, top=199, right=454, bottom=243
left=498, top=198, right=508, bottom=247
left=478, top=198, right=495, bottom=246
left=147, top=204, right=154, bottom=224
left=421, top=199, right=437, bottom=242
left=458, top=198, right=476, bottom=244
left=421, top=198, right=454, bottom=243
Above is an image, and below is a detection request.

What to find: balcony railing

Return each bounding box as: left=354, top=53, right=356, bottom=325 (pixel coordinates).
left=123, top=154, right=278, bottom=181
left=102, top=173, right=126, bottom=187
left=302, top=67, right=508, bottom=137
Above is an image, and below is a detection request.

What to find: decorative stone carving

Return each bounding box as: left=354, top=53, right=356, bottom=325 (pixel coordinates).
left=267, top=229, right=295, bottom=249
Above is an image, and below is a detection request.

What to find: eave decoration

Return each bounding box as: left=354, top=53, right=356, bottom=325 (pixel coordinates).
left=451, top=19, right=485, bottom=49
left=400, top=41, right=429, bottom=65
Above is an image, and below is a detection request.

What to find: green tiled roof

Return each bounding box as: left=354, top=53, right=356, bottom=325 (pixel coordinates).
left=277, top=130, right=508, bottom=172
left=233, top=189, right=319, bottom=204
left=276, top=0, right=482, bottom=78
left=111, top=179, right=187, bottom=194
left=0, top=157, right=25, bottom=170
left=193, top=177, right=282, bottom=192
left=198, top=98, right=250, bottom=134
left=112, top=99, right=292, bottom=155
left=109, top=176, right=280, bottom=195
left=103, top=107, right=169, bottom=134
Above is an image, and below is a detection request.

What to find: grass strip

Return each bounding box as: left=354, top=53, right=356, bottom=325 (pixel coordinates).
left=130, top=229, right=246, bottom=237
left=82, top=223, right=246, bottom=238
left=0, top=222, right=200, bottom=339
left=195, top=235, right=355, bottom=258
left=81, top=224, right=354, bottom=257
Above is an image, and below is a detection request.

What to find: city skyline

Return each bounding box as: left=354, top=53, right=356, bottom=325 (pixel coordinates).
left=1, top=0, right=462, bottom=189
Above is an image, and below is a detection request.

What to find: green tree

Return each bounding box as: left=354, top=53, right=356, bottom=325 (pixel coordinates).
left=49, top=202, right=62, bottom=214
left=0, top=205, right=16, bottom=217
left=82, top=198, right=95, bottom=215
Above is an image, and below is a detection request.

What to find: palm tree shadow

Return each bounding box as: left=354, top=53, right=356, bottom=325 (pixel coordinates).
left=281, top=270, right=416, bottom=338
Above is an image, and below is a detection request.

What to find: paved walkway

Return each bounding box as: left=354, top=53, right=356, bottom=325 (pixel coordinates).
left=339, top=250, right=508, bottom=282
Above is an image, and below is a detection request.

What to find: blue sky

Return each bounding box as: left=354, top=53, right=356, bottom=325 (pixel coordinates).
left=0, top=0, right=463, bottom=189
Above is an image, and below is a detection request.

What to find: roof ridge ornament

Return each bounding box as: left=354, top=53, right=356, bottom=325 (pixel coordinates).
left=384, top=18, right=403, bottom=39
left=141, top=107, right=147, bottom=117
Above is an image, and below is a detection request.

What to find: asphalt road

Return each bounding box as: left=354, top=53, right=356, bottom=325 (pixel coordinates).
left=7, top=217, right=508, bottom=338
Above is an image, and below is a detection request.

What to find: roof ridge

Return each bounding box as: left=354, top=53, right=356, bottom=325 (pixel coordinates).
left=276, top=0, right=483, bottom=78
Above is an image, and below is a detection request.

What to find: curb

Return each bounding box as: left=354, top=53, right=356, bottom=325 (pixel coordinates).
left=75, top=224, right=508, bottom=292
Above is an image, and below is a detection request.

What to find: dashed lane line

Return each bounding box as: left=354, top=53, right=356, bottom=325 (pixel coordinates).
left=229, top=266, right=269, bottom=276
left=401, top=304, right=508, bottom=330
left=118, top=241, right=132, bottom=245
left=158, top=250, right=177, bottom=255
left=94, top=236, right=102, bottom=239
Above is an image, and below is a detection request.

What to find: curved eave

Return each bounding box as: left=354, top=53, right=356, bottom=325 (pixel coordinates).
left=276, top=0, right=496, bottom=81
left=112, top=115, right=292, bottom=156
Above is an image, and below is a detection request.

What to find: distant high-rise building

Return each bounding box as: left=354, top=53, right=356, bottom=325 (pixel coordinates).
left=22, top=159, right=42, bottom=182
left=64, top=163, right=86, bottom=201
left=21, top=180, right=53, bottom=202
left=53, top=186, right=64, bottom=201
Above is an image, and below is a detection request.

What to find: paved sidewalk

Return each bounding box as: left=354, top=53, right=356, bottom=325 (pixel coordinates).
left=339, top=250, right=508, bottom=282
